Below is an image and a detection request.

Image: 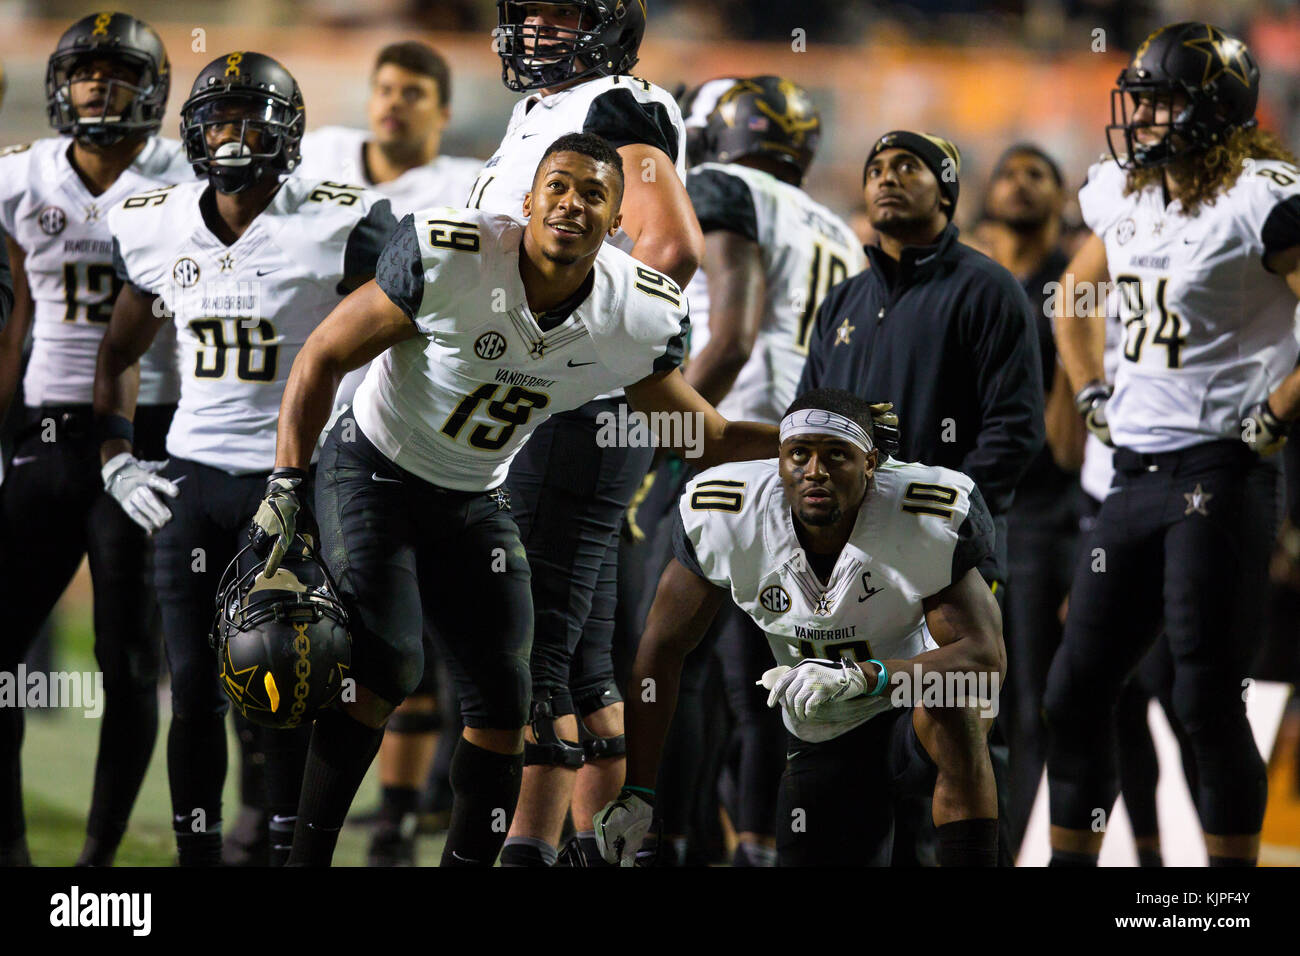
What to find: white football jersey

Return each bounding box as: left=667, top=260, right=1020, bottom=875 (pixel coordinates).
left=0, top=136, right=193, bottom=407
left=297, top=126, right=483, bottom=218
left=1079, top=156, right=1300, bottom=453
left=353, top=206, right=689, bottom=491
left=676, top=457, right=993, bottom=736
left=109, top=176, right=395, bottom=474
left=684, top=162, right=865, bottom=423
left=467, top=73, right=687, bottom=253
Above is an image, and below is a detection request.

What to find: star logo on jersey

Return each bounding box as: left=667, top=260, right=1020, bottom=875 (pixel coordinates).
left=490, top=487, right=511, bottom=512
left=172, top=257, right=201, bottom=288
left=814, top=592, right=831, bottom=616
left=759, top=585, right=791, bottom=614
left=37, top=206, right=66, bottom=236
left=1182, top=24, right=1254, bottom=90
left=1183, top=483, right=1213, bottom=516
left=83, top=203, right=101, bottom=223
left=474, top=331, right=508, bottom=360
left=217, top=252, right=236, bottom=273
left=834, top=317, right=856, bottom=346
left=1117, top=218, right=1136, bottom=245
left=1151, top=218, right=1166, bottom=238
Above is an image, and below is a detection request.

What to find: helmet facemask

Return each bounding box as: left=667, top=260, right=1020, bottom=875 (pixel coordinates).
left=47, top=50, right=166, bottom=147
left=495, top=0, right=639, bottom=93
left=181, top=91, right=301, bottom=194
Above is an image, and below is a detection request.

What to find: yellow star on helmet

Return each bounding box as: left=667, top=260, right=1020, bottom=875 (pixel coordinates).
left=1182, top=24, right=1253, bottom=89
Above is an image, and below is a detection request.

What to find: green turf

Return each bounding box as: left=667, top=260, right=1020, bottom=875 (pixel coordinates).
left=20, top=603, right=449, bottom=867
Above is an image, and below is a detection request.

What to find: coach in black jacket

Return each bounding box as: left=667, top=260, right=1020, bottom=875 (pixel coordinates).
left=798, top=131, right=1044, bottom=583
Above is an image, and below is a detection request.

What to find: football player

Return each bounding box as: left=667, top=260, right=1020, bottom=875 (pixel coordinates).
left=0, top=12, right=189, bottom=867
left=595, top=388, right=1005, bottom=866
left=260, top=133, right=775, bottom=867
left=474, top=0, right=704, bottom=868
left=298, top=41, right=482, bottom=216
left=1050, top=21, right=1300, bottom=866
left=92, top=51, right=396, bottom=866
left=296, top=38, right=482, bottom=868
left=671, top=75, right=867, bottom=865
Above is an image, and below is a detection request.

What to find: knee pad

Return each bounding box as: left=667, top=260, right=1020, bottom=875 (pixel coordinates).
left=578, top=716, right=626, bottom=760
left=387, top=710, right=442, bottom=735
left=523, top=698, right=584, bottom=769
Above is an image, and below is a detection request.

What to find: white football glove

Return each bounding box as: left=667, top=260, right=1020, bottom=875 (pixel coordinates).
left=1074, top=380, right=1113, bottom=447
left=766, top=657, right=870, bottom=721
left=593, top=789, right=654, bottom=867
left=102, top=452, right=180, bottom=533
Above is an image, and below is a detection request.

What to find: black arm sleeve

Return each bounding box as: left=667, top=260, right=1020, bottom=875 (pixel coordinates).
left=951, top=483, right=996, bottom=583
left=374, top=213, right=425, bottom=329
left=583, top=88, right=679, bottom=160
left=340, top=198, right=399, bottom=293
left=686, top=168, right=758, bottom=240
left=1261, top=196, right=1300, bottom=267
left=959, top=272, right=1046, bottom=514
left=0, top=227, right=11, bottom=330
left=652, top=304, right=690, bottom=374
left=670, top=504, right=709, bottom=581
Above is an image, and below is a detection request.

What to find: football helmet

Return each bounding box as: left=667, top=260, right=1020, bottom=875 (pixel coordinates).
left=495, top=0, right=645, bottom=93
left=180, top=51, right=304, bottom=194
left=677, top=77, right=738, bottom=168
left=1107, top=21, right=1259, bottom=170
left=45, top=12, right=170, bottom=147
left=212, top=536, right=351, bottom=729
left=701, top=76, right=821, bottom=184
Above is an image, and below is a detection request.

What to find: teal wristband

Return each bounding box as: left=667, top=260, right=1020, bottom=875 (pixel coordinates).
left=622, top=784, right=655, bottom=798
left=866, top=660, right=889, bottom=697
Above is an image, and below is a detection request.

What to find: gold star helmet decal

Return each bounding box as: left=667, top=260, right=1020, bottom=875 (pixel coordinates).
left=1182, top=24, right=1253, bottom=89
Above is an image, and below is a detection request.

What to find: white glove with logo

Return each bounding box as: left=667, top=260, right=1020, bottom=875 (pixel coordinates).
left=766, top=657, right=870, bottom=721
left=593, top=789, right=655, bottom=867
left=102, top=452, right=180, bottom=533
left=1242, top=400, right=1289, bottom=456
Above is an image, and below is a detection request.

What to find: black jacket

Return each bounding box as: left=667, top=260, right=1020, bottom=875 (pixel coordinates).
left=798, top=223, right=1044, bottom=516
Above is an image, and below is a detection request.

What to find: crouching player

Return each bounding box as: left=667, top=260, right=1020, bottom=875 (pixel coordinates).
left=596, top=389, right=1006, bottom=865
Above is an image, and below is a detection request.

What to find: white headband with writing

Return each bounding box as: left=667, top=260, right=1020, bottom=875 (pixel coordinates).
left=779, top=408, right=874, bottom=455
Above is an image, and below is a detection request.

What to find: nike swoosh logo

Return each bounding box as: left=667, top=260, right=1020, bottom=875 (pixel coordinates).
left=256, top=268, right=281, bottom=276
left=172, top=475, right=188, bottom=484
left=372, top=472, right=401, bottom=483
left=10, top=456, right=38, bottom=466
left=521, top=133, right=539, bottom=139
left=450, top=850, right=479, bottom=863
left=567, top=359, right=597, bottom=367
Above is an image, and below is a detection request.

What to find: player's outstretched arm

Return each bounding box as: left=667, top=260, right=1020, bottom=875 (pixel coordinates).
left=1051, top=231, right=1109, bottom=395
left=274, top=279, right=418, bottom=472
left=1259, top=245, right=1300, bottom=423
left=0, top=234, right=31, bottom=423
left=682, top=230, right=765, bottom=407
left=93, top=283, right=167, bottom=463
left=625, top=557, right=727, bottom=790
left=616, top=143, right=704, bottom=287
left=624, top=367, right=778, bottom=467
left=595, top=557, right=726, bottom=865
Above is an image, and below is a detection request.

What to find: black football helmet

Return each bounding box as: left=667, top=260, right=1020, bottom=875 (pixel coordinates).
left=677, top=77, right=738, bottom=168
left=180, top=51, right=304, bottom=194
left=212, top=536, right=351, bottom=730
left=46, top=12, right=170, bottom=147
left=1107, top=21, right=1260, bottom=170
left=495, top=0, right=645, bottom=93
left=701, top=76, right=821, bottom=184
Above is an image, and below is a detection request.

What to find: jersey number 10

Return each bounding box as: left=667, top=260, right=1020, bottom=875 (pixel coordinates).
left=795, top=242, right=851, bottom=353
